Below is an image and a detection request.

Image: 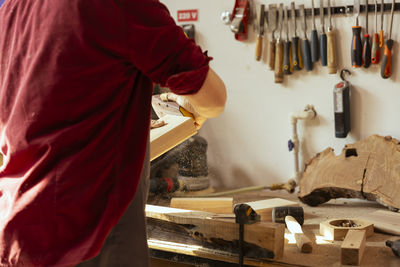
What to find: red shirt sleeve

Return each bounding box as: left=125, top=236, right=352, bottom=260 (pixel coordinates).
left=120, top=0, right=211, bottom=95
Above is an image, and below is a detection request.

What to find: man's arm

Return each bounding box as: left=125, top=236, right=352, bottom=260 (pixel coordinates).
left=185, top=68, right=227, bottom=118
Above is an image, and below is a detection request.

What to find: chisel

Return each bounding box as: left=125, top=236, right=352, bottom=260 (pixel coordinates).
left=327, top=0, right=337, bottom=74
left=362, top=0, right=371, bottom=68
left=379, top=0, right=384, bottom=48
left=291, top=2, right=303, bottom=70
left=351, top=0, right=362, bottom=68
left=381, top=0, right=395, bottom=79
left=275, top=4, right=284, bottom=83
left=255, top=5, right=266, bottom=61
left=300, top=4, right=313, bottom=71
left=268, top=4, right=278, bottom=70
left=320, top=0, right=328, bottom=66
left=311, top=0, right=320, bottom=62
left=371, top=0, right=380, bottom=64
left=283, top=6, right=293, bottom=75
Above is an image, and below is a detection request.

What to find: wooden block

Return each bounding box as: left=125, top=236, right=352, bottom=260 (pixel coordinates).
left=319, top=218, right=374, bottom=241
left=359, top=209, right=400, bottom=235
left=150, top=115, right=197, bottom=161
left=341, top=230, right=366, bottom=265
left=170, top=197, right=233, bottom=214
left=245, top=198, right=299, bottom=221
left=145, top=204, right=285, bottom=259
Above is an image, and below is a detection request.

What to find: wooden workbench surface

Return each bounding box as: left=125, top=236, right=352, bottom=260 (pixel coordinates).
left=147, top=190, right=400, bottom=266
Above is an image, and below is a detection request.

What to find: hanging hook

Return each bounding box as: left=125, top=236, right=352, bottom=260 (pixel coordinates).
left=340, top=68, right=351, bottom=82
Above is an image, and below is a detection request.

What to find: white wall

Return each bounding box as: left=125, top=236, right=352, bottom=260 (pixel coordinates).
left=161, top=0, right=400, bottom=188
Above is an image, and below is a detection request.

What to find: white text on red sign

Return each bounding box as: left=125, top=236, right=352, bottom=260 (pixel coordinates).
left=177, top=9, right=198, bottom=22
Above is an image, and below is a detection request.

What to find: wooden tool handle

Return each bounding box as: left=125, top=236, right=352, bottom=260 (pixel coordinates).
left=255, top=35, right=263, bottom=61
left=285, top=215, right=313, bottom=253
left=294, top=233, right=313, bottom=253
left=274, top=41, right=284, bottom=83
left=327, top=29, right=337, bottom=74
left=268, top=40, right=276, bottom=70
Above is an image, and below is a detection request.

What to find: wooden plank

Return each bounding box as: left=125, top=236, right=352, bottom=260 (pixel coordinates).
left=359, top=209, right=400, bottom=236
left=245, top=198, right=299, bottom=221
left=150, top=115, right=197, bottom=161
left=145, top=204, right=285, bottom=259
left=341, top=230, right=366, bottom=265
left=170, top=197, right=233, bottom=214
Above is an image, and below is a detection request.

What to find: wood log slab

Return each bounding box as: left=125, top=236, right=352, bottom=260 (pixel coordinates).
left=299, top=135, right=400, bottom=210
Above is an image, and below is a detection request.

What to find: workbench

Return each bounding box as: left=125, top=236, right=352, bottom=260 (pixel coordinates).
left=147, top=190, right=400, bottom=266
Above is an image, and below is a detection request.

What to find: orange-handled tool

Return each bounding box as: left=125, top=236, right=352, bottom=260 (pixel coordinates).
left=381, top=0, right=395, bottom=79
left=379, top=0, right=384, bottom=48
left=371, top=0, right=380, bottom=64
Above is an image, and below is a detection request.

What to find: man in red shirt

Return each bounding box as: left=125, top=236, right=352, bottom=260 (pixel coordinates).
left=0, top=0, right=226, bottom=266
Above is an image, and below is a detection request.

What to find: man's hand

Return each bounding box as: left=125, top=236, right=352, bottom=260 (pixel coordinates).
left=160, top=92, right=206, bottom=129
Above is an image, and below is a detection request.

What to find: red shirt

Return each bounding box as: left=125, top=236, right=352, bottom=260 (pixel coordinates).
left=0, top=0, right=210, bottom=266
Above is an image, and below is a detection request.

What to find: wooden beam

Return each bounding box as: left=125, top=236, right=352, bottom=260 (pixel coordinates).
left=170, top=197, right=233, bottom=214
left=145, top=205, right=285, bottom=259
left=341, top=230, right=366, bottom=265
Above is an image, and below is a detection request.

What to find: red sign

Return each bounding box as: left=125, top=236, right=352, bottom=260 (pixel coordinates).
left=177, top=9, right=198, bottom=22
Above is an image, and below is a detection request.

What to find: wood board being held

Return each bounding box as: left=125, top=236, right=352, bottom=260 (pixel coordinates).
left=150, top=115, right=197, bottom=161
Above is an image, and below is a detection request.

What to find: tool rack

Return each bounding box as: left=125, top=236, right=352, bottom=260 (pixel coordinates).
left=270, top=2, right=400, bottom=18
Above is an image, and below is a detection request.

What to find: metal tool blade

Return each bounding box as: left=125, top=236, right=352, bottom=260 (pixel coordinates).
left=389, top=0, right=395, bottom=38
left=278, top=4, right=284, bottom=40
left=328, top=0, right=332, bottom=30
left=354, top=0, right=360, bottom=26
left=299, top=4, right=307, bottom=39
left=366, top=0, right=369, bottom=33
left=291, top=2, right=297, bottom=37
left=284, top=6, right=290, bottom=41
left=381, top=0, right=384, bottom=30
left=269, top=4, right=277, bottom=38
left=374, top=0, right=378, bottom=33
left=320, top=0, right=325, bottom=33
left=312, top=0, right=316, bottom=30
left=259, top=4, right=265, bottom=36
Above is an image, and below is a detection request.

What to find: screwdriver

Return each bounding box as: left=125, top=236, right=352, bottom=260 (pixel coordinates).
left=320, top=0, right=327, bottom=66
left=283, top=6, right=293, bottom=75
left=327, top=0, right=337, bottom=74
left=274, top=4, right=284, bottom=83
left=311, top=0, right=320, bottom=62
left=371, top=0, right=380, bottom=64
left=379, top=0, right=384, bottom=48
left=381, top=0, right=395, bottom=79
left=362, top=0, right=371, bottom=68
left=351, top=0, right=362, bottom=68
left=300, top=4, right=313, bottom=71
left=291, top=2, right=303, bottom=70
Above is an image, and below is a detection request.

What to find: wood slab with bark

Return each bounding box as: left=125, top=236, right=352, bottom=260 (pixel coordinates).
left=299, top=135, right=400, bottom=210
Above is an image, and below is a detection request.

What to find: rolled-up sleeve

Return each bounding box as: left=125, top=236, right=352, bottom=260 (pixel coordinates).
left=121, top=0, right=211, bottom=95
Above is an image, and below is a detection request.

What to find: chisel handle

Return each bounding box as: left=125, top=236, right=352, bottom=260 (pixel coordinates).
left=381, top=39, right=394, bottom=79
left=320, top=33, right=327, bottom=66
left=269, top=40, right=276, bottom=70
left=327, top=29, right=337, bottom=74
left=371, top=33, right=381, bottom=64
left=351, top=26, right=362, bottom=68
left=283, top=41, right=292, bottom=74
left=255, top=35, right=263, bottom=61
left=302, top=39, right=313, bottom=72
left=274, top=41, right=284, bottom=83
left=362, top=34, right=371, bottom=68
left=291, top=36, right=302, bottom=70
left=379, top=30, right=384, bottom=48
left=310, top=29, right=319, bottom=62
